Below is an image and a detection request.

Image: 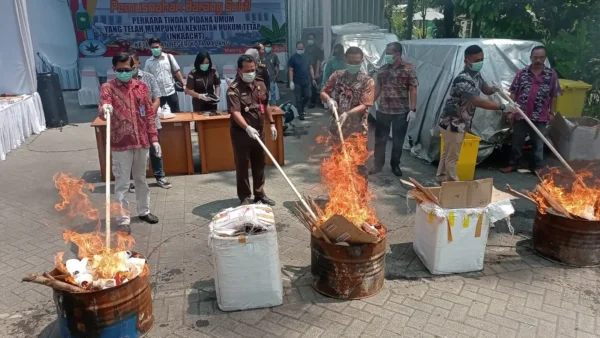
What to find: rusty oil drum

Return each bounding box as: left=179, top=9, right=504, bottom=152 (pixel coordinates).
left=533, top=210, right=600, bottom=266
left=310, top=232, right=387, bottom=299
left=51, top=252, right=154, bottom=338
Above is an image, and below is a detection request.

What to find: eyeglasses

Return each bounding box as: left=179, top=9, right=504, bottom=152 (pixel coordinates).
left=115, top=68, right=133, bottom=73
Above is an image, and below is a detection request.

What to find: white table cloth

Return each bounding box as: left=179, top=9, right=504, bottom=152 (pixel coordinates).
left=0, top=93, right=46, bottom=161
left=177, top=79, right=229, bottom=112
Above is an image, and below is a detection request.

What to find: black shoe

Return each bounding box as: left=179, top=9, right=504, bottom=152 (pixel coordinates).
left=156, top=178, right=172, bottom=189
left=117, top=224, right=131, bottom=235
left=254, top=196, right=276, bottom=206
left=298, top=114, right=306, bottom=121
left=369, top=167, right=383, bottom=175
left=129, top=183, right=135, bottom=193
left=391, top=166, right=403, bottom=177
left=139, top=213, right=159, bottom=224
left=241, top=198, right=253, bottom=205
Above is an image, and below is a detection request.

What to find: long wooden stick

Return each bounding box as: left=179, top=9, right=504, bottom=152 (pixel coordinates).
left=505, top=184, right=537, bottom=204
left=255, top=137, right=332, bottom=243
left=105, top=111, right=111, bottom=248
left=536, top=185, right=574, bottom=219
left=330, top=104, right=346, bottom=146
left=22, top=274, right=85, bottom=293
left=496, top=90, right=576, bottom=176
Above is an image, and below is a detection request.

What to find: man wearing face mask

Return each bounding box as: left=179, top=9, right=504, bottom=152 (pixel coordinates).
left=98, top=52, right=160, bottom=232
left=288, top=41, right=316, bottom=120
left=305, top=33, right=324, bottom=109
left=321, top=47, right=375, bottom=142
left=144, top=37, right=185, bottom=112
left=227, top=54, right=277, bottom=206
left=246, top=48, right=270, bottom=94
left=321, top=44, right=345, bottom=94
left=263, top=40, right=280, bottom=106
left=128, top=49, right=171, bottom=191
left=371, top=42, right=418, bottom=177
left=502, top=46, right=560, bottom=174
left=437, top=45, right=520, bottom=182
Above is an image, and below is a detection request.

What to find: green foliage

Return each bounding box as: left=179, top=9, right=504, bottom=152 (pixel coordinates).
left=258, top=15, right=287, bottom=44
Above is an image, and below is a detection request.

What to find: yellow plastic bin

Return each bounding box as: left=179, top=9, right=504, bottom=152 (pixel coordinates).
left=440, top=133, right=481, bottom=181
left=557, top=79, right=592, bottom=118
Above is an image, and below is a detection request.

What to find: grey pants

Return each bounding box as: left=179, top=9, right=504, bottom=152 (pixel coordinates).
left=112, top=148, right=150, bottom=225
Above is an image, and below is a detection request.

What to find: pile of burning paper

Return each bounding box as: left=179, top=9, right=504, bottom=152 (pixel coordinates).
left=22, top=173, right=149, bottom=293
left=295, top=134, right=386, bottom=244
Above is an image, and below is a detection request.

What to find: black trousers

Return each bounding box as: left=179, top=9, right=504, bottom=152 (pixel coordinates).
left=509, top=120, right=545, bottom=170
left=159, top=93, right=180, bottom=112
left=231, top=129, right=266, bottom=201
left=374, top=111, right=409, bottom=169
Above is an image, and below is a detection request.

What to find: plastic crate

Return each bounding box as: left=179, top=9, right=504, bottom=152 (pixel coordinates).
left=557, top=79, right=592, bottom=118
left=440, top=133, right=480, bottom=181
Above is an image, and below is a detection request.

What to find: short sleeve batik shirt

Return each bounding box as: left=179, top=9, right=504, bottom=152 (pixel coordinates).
left=376, top=63, right=418, bottom=114
left=439, top=68, right=488, bottom=133
left=509, top=66, right=560, bottom=122
left=322, top=70, right=375, bottom=137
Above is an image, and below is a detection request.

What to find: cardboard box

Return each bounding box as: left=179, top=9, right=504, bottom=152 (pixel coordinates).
left=409, top=178, right=515, bottom=274
left=549, top=114, right=600, bottom=162
left=318, top=215, right=379, bottom=244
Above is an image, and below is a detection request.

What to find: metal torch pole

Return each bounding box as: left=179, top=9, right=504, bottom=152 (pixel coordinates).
left=105, top=113, right=111, bottom=248
left=496, top=90, right=576, bottom=176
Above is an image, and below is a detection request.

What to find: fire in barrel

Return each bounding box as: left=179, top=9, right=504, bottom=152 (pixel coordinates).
left=22, top=173, right=153, bottom=337
left=295, top=134, right=387, bottom=300
left=523, top=168, right=600, bottom=266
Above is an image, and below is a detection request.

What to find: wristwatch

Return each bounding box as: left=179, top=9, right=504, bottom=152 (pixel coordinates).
left=269, top=121, right=275, bottom=125
left=499, top=104, right=506, bottom=112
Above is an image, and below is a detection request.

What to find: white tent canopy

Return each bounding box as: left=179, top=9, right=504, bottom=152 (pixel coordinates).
left=414, top=9, right=444, bottom=21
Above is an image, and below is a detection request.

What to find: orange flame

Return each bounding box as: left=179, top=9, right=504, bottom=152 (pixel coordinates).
left=531, top=168, right=600, bottom=220
left=316, top=133, right=378, bottom=227
left=52, top=173, right=141, bottom=284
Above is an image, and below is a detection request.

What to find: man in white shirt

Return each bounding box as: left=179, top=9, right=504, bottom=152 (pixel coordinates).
left=144, top=37, right=185, bottom=112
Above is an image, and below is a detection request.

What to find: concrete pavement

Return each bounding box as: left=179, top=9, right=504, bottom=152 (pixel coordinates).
left=0, top=91, right=598, bottom=338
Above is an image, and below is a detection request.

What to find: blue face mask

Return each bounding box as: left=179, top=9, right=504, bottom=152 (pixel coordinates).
left=200, top=64, right=209, bottom=71
left=116, top=71, right=133, bottom=82
left=346, top=64, right=361, bottom=74
left=297, top=49, right=305, bottom=55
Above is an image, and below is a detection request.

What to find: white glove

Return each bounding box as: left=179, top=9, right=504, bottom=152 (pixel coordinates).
left=289, top=81, right=295, bottom=91
left=504, top=103, right=521, bottom=114
left=197, top=93, right=211, bottom=101
left=102, top=104, right=113, bottom=119
left=407, top=110, right=416, bottom=123
left=152, top=142, right=162, bottom=158
left=338, top=112, right=348, bottom=126
left=270, top=124, right=277, bottom=140
left=245, top=126, right=260, bottom=140
left=327, top=98, right=338, bottom=111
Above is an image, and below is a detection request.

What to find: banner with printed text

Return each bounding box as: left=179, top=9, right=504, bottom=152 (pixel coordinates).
left=69, top=0, right=287, bottom=57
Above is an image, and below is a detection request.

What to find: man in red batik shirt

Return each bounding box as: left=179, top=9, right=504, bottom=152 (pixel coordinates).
left=99, top=52, right=160, bottom=232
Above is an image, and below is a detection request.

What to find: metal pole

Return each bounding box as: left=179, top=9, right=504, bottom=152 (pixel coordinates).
left=105, top=112, right=111, bottom=248
left=496, top=90, right=576, bottom=176
left=322, top=0, right=332, bottom=61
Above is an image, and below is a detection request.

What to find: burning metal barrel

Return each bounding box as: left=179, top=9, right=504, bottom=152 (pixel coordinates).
left=50, top=252, right=154, bottom=338
left=532, top=210, right=600, bottom=267
left=311, top=231, right=387, bottom=300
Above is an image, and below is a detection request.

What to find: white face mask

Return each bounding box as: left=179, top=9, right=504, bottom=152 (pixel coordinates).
left=242, top=72, right=256, bottom=83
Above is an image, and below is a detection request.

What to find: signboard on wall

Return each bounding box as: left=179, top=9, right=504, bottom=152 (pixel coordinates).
left=69, top=0, right=287, bottom=58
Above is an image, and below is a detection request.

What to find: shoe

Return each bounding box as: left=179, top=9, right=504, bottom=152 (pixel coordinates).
left=254, top=196, right=276, bottom=206
left=369, top=167, right=382, bottom=175
left=157, top=178, right=172, bottom=189
left=298, top=114, right=306, bottom=121
left=391, top=166, right=403, bottom=177
left=117, top=224, right=131, bottom=235
left=241, top=198, right=253, bottom=206
left=129, top=183, right=135, bottom=193
left=139, top=213, right=159, bottom=224
left=501, top=166, right=517, bottom=173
